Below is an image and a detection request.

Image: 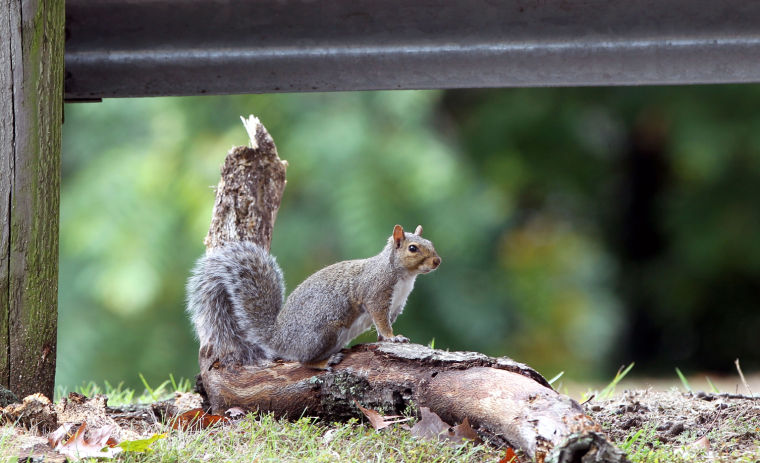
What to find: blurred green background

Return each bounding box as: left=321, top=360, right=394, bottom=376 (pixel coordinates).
left=58, top=87, right=760, bottom=391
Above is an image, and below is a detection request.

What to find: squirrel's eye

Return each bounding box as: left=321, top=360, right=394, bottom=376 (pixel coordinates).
left=408, top=245, right=418, bottom=253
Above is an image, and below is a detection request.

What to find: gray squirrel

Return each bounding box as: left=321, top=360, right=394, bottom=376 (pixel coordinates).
left=186, top=224, right=441, bottom=368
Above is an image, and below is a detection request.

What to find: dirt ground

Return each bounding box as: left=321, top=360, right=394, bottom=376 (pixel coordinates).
left=585, top=389, right=760, bottom=460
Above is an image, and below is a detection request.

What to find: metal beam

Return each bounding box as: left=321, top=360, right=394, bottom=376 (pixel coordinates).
left=65, top=0, right=760, bottom=99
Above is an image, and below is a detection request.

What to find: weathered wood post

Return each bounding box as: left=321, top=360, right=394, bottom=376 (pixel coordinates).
left=0, top=0, right=65, bottom=399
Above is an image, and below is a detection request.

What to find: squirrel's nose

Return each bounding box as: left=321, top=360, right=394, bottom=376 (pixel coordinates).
left=432, top=257, right=441, bottom=268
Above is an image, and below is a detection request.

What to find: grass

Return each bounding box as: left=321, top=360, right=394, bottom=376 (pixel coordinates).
left=597, top=362, right=635, bottom=399
left=616, top=422, right=760, bottom=463
left=575, top=362, right=635, bottom=402
left=675, top=367, right=692, bottom=392
left=0, top=426, right=15, bottom=461
left=1, top=411, right=503, bottom=463
left=135, top=414, right=502, bottom=463
left=705, top=376, right=721, bottom=393
left=53, top=374, right=194, bottom=406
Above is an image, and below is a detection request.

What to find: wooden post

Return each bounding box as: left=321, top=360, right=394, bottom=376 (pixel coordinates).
left=0, top=0, right=64, bottom=399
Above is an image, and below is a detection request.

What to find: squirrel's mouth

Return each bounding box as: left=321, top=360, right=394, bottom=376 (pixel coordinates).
left=417, top=257, right=441, bottom=274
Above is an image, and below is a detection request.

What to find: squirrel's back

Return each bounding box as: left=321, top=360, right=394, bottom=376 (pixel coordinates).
left=186, top=241, right=285, bottom=364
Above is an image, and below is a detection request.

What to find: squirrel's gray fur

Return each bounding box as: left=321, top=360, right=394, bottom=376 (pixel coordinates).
left=186, top=225, right=441, bottom=366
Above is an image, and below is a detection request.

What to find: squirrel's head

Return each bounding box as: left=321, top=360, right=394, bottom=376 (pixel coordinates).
left=389, top=224, right=441, bottom=274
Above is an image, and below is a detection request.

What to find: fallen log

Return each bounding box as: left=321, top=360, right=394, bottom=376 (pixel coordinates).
left=195, top=115, right=627, bottom=463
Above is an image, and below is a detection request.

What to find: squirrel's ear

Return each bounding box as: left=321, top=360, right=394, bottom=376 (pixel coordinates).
left=414, top=225, right=423, bottom=236
left=393, top=225, right=405, bottom=248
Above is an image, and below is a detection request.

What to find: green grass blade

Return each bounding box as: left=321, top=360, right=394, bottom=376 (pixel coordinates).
left=599, top=362, right=635, bottom=399
left=705, top=376, right=720, bottom=393
left=621, top=428, right=644, bottom=451
left=675, top=367, right=692, bottom=392
left=139, top=373, right=154, bottom=397
left=548, top=371, right=564, bottom=385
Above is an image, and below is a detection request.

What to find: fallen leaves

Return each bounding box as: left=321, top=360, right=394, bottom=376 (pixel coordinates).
left=170, top=408, right=229, bottom=430
left=408, top=406, right=450, bottom=439
left=409, top=407, right=482, bottom=445
left=674, top=434, right=714, bottom=459
left=690, top=435, right=711, bottom=451
left=355, top=401, right=411, bottom=430
left=499, top=447, right=521, bottom=463
left=2, top=391, right=215, bottom=461
left=43, top=396, right=220, bottom=461
left=48, top=421, right=122, bottom=461
left=355, top=402, right=481, bottom=447
left=450, top=417, right=480, bottom=443
left=48, top=421, right=168, bottom=461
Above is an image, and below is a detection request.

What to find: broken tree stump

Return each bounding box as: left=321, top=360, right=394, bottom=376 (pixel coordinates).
left=195, top=116, right=627, bottom=463
left=202, top=115, right=288, bottom=253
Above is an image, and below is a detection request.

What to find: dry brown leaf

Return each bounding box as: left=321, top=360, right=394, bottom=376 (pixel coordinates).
left=448, top=417, right=481, bottom=444
left=49, top=421, right=122, bottom=461
left=410, top=408, right=481, bottom=446
left=409, top=407, right=450, bottom=440
left=690, top=435, right=711, bottom=450
left=171, top=408, right=228, bottom=430
left=499, top=447, right=521, bottom=463
left=47, top=423, right=76, bottom=448
left=354, top=401, right=411, bottom=431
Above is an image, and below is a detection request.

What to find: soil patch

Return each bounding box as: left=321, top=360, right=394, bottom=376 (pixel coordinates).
left=586, top=389, right=760, bottom=460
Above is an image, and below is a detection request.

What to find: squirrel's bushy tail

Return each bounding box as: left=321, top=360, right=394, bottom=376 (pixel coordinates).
left=186, top=241, right=285, bottom=364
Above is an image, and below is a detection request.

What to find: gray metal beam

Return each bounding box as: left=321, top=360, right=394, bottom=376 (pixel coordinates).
left=65, top=0, right=760, bottom=99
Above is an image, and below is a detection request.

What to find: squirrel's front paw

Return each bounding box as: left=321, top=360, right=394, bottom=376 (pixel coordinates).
left=379, top=334, right=410, bottom=343
left=327, top=352, right=344, bottom=367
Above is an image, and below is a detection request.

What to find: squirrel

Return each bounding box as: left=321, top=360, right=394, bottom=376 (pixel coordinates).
left=186, top=224, right=441, bottom=369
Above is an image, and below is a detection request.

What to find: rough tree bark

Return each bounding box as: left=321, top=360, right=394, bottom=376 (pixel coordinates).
left=197, top=116, right=627, bottom=463
left=202, top=116, right=288, bottom=253
left=0, top=0, right=64, bottom=400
